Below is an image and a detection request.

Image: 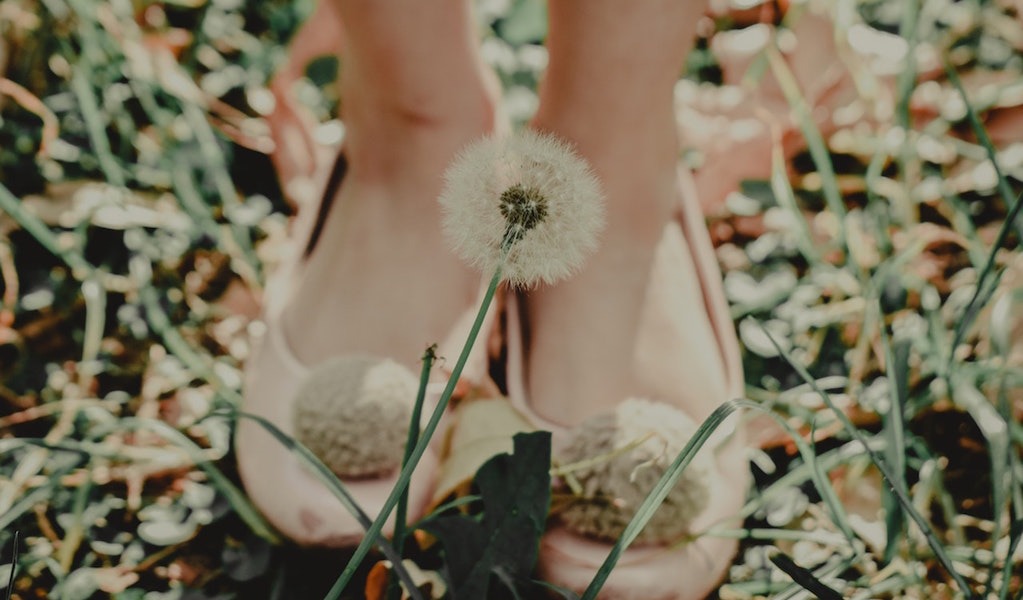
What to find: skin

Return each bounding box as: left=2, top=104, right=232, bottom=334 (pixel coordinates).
left=262, top=1, right=745, bottom=595
left=283, top=0, right=725, bottom=426
left=526, top=0, right=724, bottom=427
left=281, top=0, right=495, bottom=370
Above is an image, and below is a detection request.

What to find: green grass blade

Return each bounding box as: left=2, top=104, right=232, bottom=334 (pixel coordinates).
left=738, top=403, right=860, bottom=550
left=0, top=486, right=57, bottom=534
left=393, top=346, right=436, bottom=547
left=113, top=416, right=281, bottom=545
left=0, top=182, right=94, bottom=278
left=805, top=419, right=860, bottom=553
left=235, top=411, right=425, bottom=600
left=953, top=381, right=1010, bottom=598
left=70, top=67, right=125, bottom=187
left=3, top=531, right=18, bottom=600
left=943, top=62, right=1023, bottom=363
left=769, top=124, right=820, bottom=264
left=324, top=265, right=503, bottom=600
left=139, top=286, right=244, bottom=408
left=943, top=62, right=1023, bottom=243
left=410, top=496, right=482, bottom=529
left=764, top=44, right=847, bottom=253
left=757, top=320, right=977, bottom=598
left=893, top=0, right=920, bottom=133
left=879, top=329, right=909, bottom=564
left=389, top=346, right=437, bottom=600
left=581, top=400, right=743, bottom=600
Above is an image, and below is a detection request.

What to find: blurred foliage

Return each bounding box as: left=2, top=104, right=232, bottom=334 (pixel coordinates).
left=0, top=0, right=1021, bottom=598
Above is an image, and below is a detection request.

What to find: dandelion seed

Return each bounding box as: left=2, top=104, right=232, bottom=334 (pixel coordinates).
left=555, top=398, right=713, bottom=544
left=438, top=130, right=605, bottom=287
left=292, top=355, right=417, bottom=478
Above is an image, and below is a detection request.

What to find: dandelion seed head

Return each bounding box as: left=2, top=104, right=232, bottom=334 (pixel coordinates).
left=499, top=183, right=548, bottom=242
left=439, top=130, right=605, bottom=287
left=555, top=398, right=713, bottom=544
left=292, top=355, right=416, bottom=478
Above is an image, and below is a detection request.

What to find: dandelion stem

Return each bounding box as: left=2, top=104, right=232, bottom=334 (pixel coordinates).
left=388, top=346, right=437, bottom=600
left=326, top=261, right=505, bottom=599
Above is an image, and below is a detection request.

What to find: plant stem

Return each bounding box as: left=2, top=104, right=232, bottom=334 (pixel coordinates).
left=325, top=264, right=503, bottom=599
left=388, top=346, right=437, bottom=600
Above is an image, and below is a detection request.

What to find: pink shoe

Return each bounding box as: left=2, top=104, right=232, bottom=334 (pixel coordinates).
left=236, top=155, right=496, bottom=546
left=505, top=167, right=749, bottom=599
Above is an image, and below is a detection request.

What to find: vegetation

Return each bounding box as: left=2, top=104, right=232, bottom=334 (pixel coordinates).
left=0, top=0, right=1020, bottom=598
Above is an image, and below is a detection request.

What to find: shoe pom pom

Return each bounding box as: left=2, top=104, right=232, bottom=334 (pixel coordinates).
left=292, top=355, right=417, bottom=478
left=555, top=398, right=713, bottom=544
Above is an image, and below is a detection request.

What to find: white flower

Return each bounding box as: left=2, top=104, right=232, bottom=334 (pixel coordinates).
left=292, top=355, right=417, bottom=478
left=438, top=130, right=605, bottom=287
left=555, top=398, right=713, bottom=544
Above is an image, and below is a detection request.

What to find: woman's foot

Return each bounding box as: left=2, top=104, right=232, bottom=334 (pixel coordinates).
left=512, top=1, right=749, bottom=591
left=279, top=0, right=503, bottom=377
left=238, top=0, right=502, bottom=546
left=520, top=128, right=738, bottom=428
left=514, top=118, right=748, bottom=598
left=279, top=115, right=494, bottom=374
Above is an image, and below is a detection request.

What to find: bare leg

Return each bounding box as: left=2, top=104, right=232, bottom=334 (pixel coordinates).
left=524, top=4, right=747, bottom=596
left=526, top=0, right=735, bottom=425
left=281, top=0, right=499, bottom=372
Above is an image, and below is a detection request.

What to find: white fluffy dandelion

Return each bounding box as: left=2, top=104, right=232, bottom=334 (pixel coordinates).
left=292, top=355, right=417, bottom=478
left=555, top=398, right=713, bottom=544
left=438, top=130, right=605, bottom=287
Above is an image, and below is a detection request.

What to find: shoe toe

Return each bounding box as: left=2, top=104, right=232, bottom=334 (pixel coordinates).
left=236, top=320, right=437, bottom=547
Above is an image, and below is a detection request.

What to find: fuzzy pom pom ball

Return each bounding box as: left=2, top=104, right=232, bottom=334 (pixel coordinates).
left=555, top=398, right=714, bottom=544
left=292, top=355, right=418, bottom=478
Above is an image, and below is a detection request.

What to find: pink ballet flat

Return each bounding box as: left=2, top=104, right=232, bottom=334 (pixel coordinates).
left=505, top=167, right=750, bottom=599
left=236, top=155, right=496, bottom=546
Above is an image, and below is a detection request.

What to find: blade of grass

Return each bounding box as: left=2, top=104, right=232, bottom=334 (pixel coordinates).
left=138, top=285, right=244, bottom=408
left=943, top=61, right=1023, bottom=243
left=97, top=416, right=281, bottom=545
left=890, top=0, right=921, bottom=228
left=893, top=0, right=919, bottom=136
left=581, top=400, right=744, bottom=600
left=729, top=403, right=860, bottom=550
left=805, top=418, right=860, bottom=553
left=1000, top=519, right=1023, bottom=600
left=70, top=67, right=125, bottom=187
left=954, top=381, right=1010, bottom=598
left=324, top=265, right=503, bottom=600
left=410, top=495, right=482, bottom=529
left=55, top=477, right=91, bottom=573
left=757, top=319, right=977, bottom=598
left=879, top=330, right=909, bottom=564
left=0, top=182, right=94, bottom=278
left=393, top=345, right=436, bottom=546
left=944, top=62, right=1023, bottom=364
left=233, top=411, right=425, bottom=600
left=735, top=429, right=882, bottom=526
left=769, top=549, right=844, bottom=600
left=764, top=44, right=847, bottom=253
left=388, top=345, right=437, bottom=600
left=180, top=101, right=263, bottom=285
left=0, top=486, right=55, bottom=533
left=3, top=531, right=17, bottom=600
left=767, top=112, right=820, bottom=264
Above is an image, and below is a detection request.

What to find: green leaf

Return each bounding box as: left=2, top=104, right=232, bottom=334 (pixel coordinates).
left=422, top=431, right=551, bottom=600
